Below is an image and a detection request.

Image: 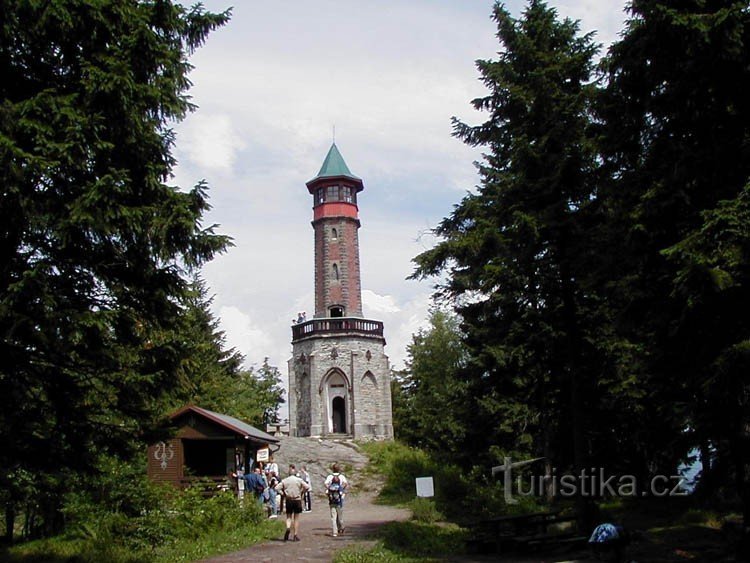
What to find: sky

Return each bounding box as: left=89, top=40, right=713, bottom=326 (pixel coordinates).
left=172, top=1, right=628, bottom=409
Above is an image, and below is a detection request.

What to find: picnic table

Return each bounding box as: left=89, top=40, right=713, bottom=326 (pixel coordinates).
left=468, top=510, right=586, bottom=554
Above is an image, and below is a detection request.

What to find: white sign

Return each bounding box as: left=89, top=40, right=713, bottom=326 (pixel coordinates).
left=415, top=476, right=434, bottom=498
left=256, top=447, right=269, bottom=462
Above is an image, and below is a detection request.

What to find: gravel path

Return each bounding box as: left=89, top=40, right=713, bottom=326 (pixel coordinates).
left=200, top=490, right=409, bottom=562
left=197, top=437, right=595, bottom=562
left=199, top=436, right=408, bottom=562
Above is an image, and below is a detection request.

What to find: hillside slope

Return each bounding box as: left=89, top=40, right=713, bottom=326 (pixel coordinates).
left=269, top=436, right=378, bottom=500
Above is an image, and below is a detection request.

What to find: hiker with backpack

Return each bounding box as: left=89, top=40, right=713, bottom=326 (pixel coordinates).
left=324, top=463, right=349, bottom=537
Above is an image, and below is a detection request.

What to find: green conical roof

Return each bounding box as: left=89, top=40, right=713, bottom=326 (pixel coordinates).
left=313, top=143, right=360, bottom=180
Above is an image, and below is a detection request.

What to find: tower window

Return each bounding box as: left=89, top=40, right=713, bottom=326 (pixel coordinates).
left=332, top=263, right=340, bottom=280
left=316, top=188, right=326, bottom=205
left=330, top=306, right=344, bottom=317
left=331, top=228, right=338, bottom=240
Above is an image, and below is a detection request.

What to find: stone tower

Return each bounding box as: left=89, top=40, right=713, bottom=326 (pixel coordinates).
left=288, top=144, right=393, bottom=439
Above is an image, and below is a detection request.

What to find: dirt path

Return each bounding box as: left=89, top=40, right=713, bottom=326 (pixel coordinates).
left=200, top=491, right=409, bottom=562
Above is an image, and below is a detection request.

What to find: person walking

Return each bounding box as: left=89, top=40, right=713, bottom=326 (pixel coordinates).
left=276, top=465, right=310, bottom=542
left=299, top=465, right=312, bottom=512
left=324, top=464, right=349, bottom=537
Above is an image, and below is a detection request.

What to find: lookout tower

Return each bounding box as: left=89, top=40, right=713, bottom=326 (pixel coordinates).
left=288, top=144, right=393, bottom=439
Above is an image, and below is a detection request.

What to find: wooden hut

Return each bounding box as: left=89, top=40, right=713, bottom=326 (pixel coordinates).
left=147, top=405, right=280, bottom=488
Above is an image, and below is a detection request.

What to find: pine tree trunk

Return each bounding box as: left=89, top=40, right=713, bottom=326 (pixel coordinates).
left=4, top=504, right=14, bottom=544
left=696, top=440, right=713, bottom=498
left=560, top=243, right=594, bottom=533
left=737, top=419, right=750, bottom=559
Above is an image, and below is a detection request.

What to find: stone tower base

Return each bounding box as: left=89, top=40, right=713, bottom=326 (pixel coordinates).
left=288, top=329, right=393, bottom=440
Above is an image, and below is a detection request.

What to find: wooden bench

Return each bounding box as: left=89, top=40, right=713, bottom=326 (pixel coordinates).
left=468, top=510, right=582, bottom=554
left=266, top=422, right=290, bottom=436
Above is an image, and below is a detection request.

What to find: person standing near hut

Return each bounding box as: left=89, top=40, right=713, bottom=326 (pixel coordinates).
left=300, top=465, right=312, bottom=512
left=267, top=470, right=280, bottom=518
left=266, top=455, right=278, bottom=477
left=276, top=465, right=310, bottom=542
left=244, top=466, right=265, bottom=505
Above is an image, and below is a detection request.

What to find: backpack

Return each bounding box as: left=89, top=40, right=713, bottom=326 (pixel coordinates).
left=589, top=523, right=621, bottom=544
left=327, top=474, right=343, bottom=505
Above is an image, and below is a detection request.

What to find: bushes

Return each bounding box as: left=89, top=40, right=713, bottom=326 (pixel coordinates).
left=360, top=440, right=542, bottom=524
left=408, top=497, right=443, bottom=523
left=4, top=456, right=276, bottom=562
left=360, top=441, right=466, bottom=510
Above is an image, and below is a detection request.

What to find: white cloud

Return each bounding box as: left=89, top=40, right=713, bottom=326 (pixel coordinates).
left=178, top=113, right=246, bottom=173
left=378, top=292, right=433, bottom=371
left=362, top=290, right=400, bottom=315
left=217, top=305, right=274, bottom=365
left=553, top=0, right=628, bottom=50
left=175, top=0, right=629, bottom=393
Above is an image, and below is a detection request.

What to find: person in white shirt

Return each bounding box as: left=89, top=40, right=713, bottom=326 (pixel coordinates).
left=266, top=455, right=279, bottom=477
left=276, top=465, right=310, bottom=542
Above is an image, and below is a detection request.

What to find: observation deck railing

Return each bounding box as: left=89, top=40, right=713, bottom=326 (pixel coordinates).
left=291, top=317, right=384, bottom=342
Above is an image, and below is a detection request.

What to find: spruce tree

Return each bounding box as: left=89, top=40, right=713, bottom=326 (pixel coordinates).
left=598, top=0, right=750, bottom=552
left=412, top=0, right=600, bottom=522
left=394, top=309, right=469, bottom=456
left=0, top=0, right=229, bottom=535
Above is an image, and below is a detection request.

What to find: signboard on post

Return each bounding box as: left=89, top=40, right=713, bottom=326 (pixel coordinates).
left=256, top=447, right=269, bottom=462
left=415, top=476, right=434, bottom=498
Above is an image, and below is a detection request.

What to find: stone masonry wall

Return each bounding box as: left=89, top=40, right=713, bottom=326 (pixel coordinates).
left=289, top=333, right=392, bottom=439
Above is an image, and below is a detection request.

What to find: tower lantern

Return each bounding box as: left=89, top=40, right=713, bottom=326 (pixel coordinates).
left=305, top=143, right=364, bottom=319
left=288, top=143, right=393, bottom=439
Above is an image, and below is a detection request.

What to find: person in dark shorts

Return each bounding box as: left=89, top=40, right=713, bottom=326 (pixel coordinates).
left=275, top=465, right=310, bottom=541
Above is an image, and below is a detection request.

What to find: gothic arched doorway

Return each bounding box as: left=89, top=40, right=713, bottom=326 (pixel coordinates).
left=322, top=369, right=349, bottom=435
left=332, top=396, right=346, bottom=433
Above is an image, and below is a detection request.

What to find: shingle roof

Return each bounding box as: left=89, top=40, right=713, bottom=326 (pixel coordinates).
left=171, top=405, right=280, bottom=444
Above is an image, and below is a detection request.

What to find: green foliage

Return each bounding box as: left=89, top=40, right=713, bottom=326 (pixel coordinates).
left=0, top=0, right=231, bottom=537
left=4, top=458, right=276, bottom=562
left=361, top=441, right=464, bottom=509
left=333, top=521, right=469, bottom=562
left=596, top=0, right=750, bottom=506
left=334, top=544, right=417, bottom=563
left=393, top=309, right=469, bottom=457
left=408, top=0, right=750, bottom=542
left=377, top=521, right=468, bottom=559
left=176, top=282, right=285, bottom=426
left=411, top=2, right=603, bottom=506
left=408, top=497, right=443, bottom=523
left=361, top=440, right=538, bottom=524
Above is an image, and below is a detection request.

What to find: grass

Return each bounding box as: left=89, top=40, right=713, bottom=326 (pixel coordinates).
left=333, top=521, right=468, bottom=563
left=357, top=440, right=741, bottom=561
left=593, top=496, right=739, bottom=561
left=336, top=441, right=469, bottom=562
left=1, top=519, right=283, bottom=563
left=1, top=491, right=284, bottom=563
